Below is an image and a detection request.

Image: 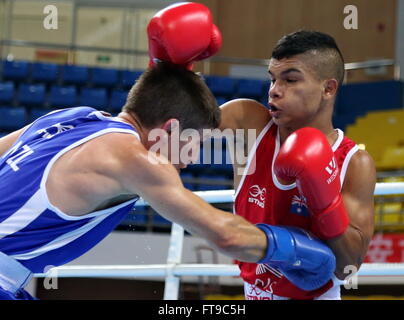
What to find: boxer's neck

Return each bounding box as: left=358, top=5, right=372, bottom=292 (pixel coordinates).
left=279, top=123, right=337, bottom=147
left=116, top=111, right=151, bottom=148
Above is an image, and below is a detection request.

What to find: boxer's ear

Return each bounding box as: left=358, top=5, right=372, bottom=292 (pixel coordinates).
left=161, top=118, right=180, bottom=135
left=323, top=78, right=338, bottom=99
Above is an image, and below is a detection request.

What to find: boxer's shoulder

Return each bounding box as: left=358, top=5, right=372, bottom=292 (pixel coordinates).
left=77, top=131, right=146, bottom=171
left=80, top=130, right=179, bottom=194
left=349, top=149, right=374, bottom=168
left=345, top=149, right=375, bottom=179
left=342, top=149, right=376, bottom=196
left=50, top=131, right=145, bottom=183
left=219, top=98, right=271, bottom=132
left=46, top=131, right=148, bottom=215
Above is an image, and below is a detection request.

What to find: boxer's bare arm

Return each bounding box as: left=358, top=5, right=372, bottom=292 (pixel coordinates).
left=327, top=150, right=376, bottom=280
left=219, top=99, right=271, bottom=188
left=107, top=133, right=267, bottom=262
left=0, top=126, right=28, bottom=158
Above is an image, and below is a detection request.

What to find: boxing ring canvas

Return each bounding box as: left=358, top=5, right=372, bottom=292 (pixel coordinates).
left=34, top=182, right=404, bottom=300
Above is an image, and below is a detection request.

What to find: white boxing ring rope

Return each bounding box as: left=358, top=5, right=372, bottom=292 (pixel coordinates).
left=34, top=182, right=404, bottom=300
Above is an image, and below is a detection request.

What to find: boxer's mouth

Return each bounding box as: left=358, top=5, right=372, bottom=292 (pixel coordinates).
left=268, top=103, right=280, bottom=112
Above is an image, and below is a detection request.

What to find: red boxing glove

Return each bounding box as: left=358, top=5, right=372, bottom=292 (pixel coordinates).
left=192, top=24, right=222, bottom=62
left=274, top=127, right=349, bottom=240
left=147, top=2, right=222, bottom=70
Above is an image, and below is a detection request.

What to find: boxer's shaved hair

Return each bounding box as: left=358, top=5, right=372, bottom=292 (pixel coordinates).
left=271, top=30, right=345, bottom=88
left=123, top=61, right=220, bottom=130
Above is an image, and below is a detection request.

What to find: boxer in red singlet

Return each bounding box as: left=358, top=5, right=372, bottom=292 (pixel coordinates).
left=145, top=6, right=339, bottom=297
left=220, top=31, right=376, bottom=300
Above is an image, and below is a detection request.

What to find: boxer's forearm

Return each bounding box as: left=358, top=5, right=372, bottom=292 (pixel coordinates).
left=326, top=225, right=369, bottom=280
left=166, top=199, right=268, bottom=262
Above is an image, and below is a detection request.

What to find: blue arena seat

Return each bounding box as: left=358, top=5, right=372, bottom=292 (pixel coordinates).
left=236, top=79, right=265, bottom=99
left=196, top=175, right=231, bottom=191
left=109, top=89, right=128, bottom=112
left=31, top=62, right=59, bottom=83
left=188, top=145, right=210, bottom=170
left=332, top=114, right=357, bottom=131
left=152, top=211, right=171, bottom=226
left=180, top=172, right=197, bottom=191
left=335, top=80, right=403, bottom=115
left=2, top=60, right=30, bottom=82
left=121, top=209, right=148, bottom=227
left=18, top=83, right=46, bottom=107
left=120, top=70, right=143, bottom=89
left=91, top=67, right=119, bottom=88
left=79, top=88, right=107, bottom=109
left=132, top=213, right=147, bottom=225
left=0, top=106, right=27, bottom=131
left=188, top=143, right=233, bottom=174
left=261, top=81, right=270, bottom=106
left=260, top=97, right=269, bottom=108
left=30, top=108, right=50, bottom=122
left=0, top=81, right=15, bottom=104
left=48, top=85, right=77, bottom=108
left=61, top=65, right=89, bottom=86
left=216, top=96, right=228, bottom=106
left=211, top=149, right=233, bottom=172
left=206, top=76, right=238, bottom=98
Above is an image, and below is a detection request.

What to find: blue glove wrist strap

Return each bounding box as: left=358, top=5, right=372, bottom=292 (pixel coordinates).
left=256, top=224, right=296, bottom=264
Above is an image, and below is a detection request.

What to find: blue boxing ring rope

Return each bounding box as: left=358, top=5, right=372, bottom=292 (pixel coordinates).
left=35, top=182, right=404, bottom=299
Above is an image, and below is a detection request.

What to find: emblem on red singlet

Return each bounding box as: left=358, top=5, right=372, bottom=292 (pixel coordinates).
left=248, top=185, right=266, bottom=208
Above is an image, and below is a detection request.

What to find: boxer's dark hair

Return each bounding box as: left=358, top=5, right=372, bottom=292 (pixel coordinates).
left=123, top=62, right=220, bottom=130
left=271, top=30, right=345, bottom=88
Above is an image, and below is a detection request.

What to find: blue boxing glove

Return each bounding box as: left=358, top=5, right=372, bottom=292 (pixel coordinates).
left=256, top=224, right=336, bottom=291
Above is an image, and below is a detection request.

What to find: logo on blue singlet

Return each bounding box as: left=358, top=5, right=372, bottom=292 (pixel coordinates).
left=37, top=123, right=75, bottom=139
left=290, top=194, right=309, bottom=217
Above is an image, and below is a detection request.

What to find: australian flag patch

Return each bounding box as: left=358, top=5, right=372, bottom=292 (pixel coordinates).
left=290, top=194, right=309, bottom=217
